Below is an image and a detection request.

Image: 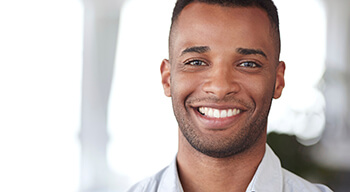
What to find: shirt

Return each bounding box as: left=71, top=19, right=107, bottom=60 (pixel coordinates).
left=127, top=145, right=333, bottom=192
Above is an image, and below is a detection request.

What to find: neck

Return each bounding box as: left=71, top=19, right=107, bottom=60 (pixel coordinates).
left=177, top=131, right=266, bottom=192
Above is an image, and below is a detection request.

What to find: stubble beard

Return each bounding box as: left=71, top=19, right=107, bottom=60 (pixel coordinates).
left=173, top=97, right=272, bottom=159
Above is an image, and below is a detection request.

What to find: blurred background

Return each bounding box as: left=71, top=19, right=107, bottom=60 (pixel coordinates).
left=0, top=0, right=349, bottom=191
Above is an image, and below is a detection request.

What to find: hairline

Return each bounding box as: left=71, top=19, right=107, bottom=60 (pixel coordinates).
left=168, top=2, right=281, bottom=63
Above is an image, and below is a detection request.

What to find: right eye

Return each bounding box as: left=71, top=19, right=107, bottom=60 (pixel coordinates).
left=185, top=60, right=207, bottom=66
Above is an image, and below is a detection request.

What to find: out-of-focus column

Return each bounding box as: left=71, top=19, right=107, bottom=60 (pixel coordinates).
left=80, top=0, right=125, bottom=191
left=314, top=0, right=350, bottom=171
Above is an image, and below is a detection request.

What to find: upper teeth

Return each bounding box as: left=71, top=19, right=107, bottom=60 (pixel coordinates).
left=198, top=107, right=241, bottom=118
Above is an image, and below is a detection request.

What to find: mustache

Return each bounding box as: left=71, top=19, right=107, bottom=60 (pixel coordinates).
left=186, top=95, right=254, bottom=109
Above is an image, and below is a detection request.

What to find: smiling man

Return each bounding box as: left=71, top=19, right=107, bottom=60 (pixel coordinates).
left=128, top=0, right=332, bottom=191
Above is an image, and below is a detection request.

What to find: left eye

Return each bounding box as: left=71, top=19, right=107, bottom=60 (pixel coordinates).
left=185, top=60, right=206, bottom=66
left=239, top=61, right=259, bottom=68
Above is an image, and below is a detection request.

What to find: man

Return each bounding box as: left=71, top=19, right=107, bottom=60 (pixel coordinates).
left=128, top=0, right=332, bottom=191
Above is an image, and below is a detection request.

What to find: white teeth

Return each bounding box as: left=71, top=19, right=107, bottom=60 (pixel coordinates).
left=198, top=107, right=241, bottom=118
left=227, top=109, right=233, bottom=117
left=208, top=108, right=213, bottom=117
left=220, top=110, right=227, bottom=118
left=199, top=107, right=205, bottom=114
left=213, top=109, right=220, bottom=118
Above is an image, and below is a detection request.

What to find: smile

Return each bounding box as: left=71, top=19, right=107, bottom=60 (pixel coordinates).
left=197, top=107, right=241, bottom=118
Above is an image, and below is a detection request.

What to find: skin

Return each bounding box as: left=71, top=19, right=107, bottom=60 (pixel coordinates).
left=161, top=2, right=285, bottom=192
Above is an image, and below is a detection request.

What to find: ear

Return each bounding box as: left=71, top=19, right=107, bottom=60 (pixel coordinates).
left=160, top=59, right=171, bottom=97
left=273, top=61, right=286, bottom=99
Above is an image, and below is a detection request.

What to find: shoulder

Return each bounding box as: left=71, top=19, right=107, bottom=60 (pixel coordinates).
left=282, top=168, right=333, bottom=192
left=127, top=159, right=183, bottom=192
left=127, top=166, right=169, bottom=192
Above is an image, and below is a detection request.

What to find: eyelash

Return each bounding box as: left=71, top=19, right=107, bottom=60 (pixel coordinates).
left=184, top=60, right=207, bottom=66
left=239, top=61, right=260, bottom=68
left=184, top=60, right=261, bottom=68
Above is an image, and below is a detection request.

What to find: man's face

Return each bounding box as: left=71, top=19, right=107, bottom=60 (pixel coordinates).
left=161, top=3, right=285, bottom=158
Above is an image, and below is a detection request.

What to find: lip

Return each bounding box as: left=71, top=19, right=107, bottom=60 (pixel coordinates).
left=190, top=102, right=248, bottom=110
left=190, top=104, right=245, bottom=130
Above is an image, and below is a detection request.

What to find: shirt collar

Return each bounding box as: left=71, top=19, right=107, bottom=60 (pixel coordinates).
left=246, top=144, right=283, bottom=192
left=165, top=144, right=283, bottom=192
left=158, top=156, right=184, bottom=192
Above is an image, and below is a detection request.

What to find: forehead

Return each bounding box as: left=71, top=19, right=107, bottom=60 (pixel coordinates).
left=170, top=2, right=275, bottom=59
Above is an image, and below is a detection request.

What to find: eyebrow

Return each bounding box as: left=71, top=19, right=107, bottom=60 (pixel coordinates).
left=179, top=46, right=267, bottom=59
left=180, top=46, right=211, bottom=56
left=236, top=48, right=267, bottom=59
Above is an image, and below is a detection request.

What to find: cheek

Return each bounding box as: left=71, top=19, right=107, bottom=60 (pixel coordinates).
left=241, top=76, right=275, bottom=104
left=171, top=73, right=202, bottom=99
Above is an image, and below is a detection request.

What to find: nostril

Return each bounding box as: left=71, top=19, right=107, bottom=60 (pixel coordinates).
left=202, top=80, right=240, bottom=98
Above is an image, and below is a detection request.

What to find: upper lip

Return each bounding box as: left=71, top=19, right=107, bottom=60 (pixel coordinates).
left=189, top=103, right=248, bottom=111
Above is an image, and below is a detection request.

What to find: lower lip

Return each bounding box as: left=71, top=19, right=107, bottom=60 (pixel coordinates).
left=193, top=108, right=242, bottom=130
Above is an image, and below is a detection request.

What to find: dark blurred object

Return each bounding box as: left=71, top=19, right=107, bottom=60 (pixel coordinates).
left=267, top=132, right=350, bottom=192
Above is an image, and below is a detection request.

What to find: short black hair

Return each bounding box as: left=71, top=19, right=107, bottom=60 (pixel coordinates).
left=169, top=0, right=281, bottom=58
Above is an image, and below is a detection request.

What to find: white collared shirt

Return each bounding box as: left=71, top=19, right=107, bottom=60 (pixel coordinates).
left=128, top=145, right=332, bottom=192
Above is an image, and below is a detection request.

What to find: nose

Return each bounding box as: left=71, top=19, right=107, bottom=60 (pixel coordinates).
left=202, top=65, right=240, bottom=99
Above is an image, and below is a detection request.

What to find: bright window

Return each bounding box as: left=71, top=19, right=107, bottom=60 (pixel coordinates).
left=0, top=0, right=83, bottom=191
left=108, top=0, right=177, bottom=190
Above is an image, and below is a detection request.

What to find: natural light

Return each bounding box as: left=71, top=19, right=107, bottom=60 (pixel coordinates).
left=0, top=0, right=327, bottom=191
left=108, top=0, right=327, bottom=191
left=0, top=0, right=82, bottom=191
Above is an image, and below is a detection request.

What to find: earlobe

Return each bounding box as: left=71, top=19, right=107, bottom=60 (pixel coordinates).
left=273, top=61, right=286, bottom=99
left=160, top=59, right=171, bottom=97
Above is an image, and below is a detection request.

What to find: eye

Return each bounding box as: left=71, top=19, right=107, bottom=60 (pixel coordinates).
left=239, top=61, right=259, bottom=68
left=185, top=60, right=207, bottom=66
